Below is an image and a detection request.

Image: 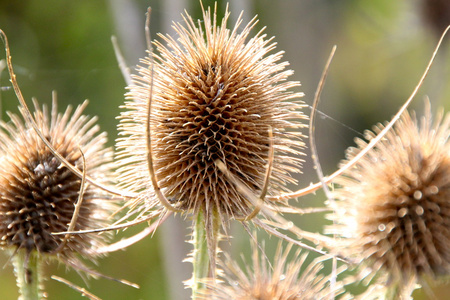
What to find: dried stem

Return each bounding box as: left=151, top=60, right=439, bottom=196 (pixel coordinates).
left=54, top=149, right=87, bottom=254
left=144, top=7, right=182, bottom=213
left=51, top=276, right=100, bottom=300
left=97, top=213, right=170, bottom=254
left=309, top=45, right=337, bottom=299
left=111, top=35, right=132, bottom=86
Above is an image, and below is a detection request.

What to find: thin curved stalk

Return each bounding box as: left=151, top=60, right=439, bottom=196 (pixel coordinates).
left=0, top=30, right=135, bottom=199
left=309, top=45, right=337, bottom=299
left=144, top=8, right=182, bottom=213
left=235, top=126, right=274, bottom=221
left=271, top=25, right=450, bottom=202
left=51, top=276, right=100, bottom=300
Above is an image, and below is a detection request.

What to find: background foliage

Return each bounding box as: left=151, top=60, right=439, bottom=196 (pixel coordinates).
left=0, top=0, right=449, bottom=299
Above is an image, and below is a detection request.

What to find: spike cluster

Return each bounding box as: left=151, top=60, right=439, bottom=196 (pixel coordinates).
left=200, top=241, right=347, bottom=300
left=116, top=6, right=306, bottom=222
left=0, top=100, right=115, bottom=264
left=329, top=104, right=450, bottom=286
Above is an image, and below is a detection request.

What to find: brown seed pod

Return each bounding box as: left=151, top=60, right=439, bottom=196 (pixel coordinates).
left=116, top=6, right=306, bottom=224
left=328, top=103, right=450, bottom=289
left=0, top=99, right=116, bottom=264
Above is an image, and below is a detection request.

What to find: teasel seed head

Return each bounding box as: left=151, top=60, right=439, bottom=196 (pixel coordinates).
left=116, top=6, right=306, bottom=222
left=328, top=103, right=450, bottom=288
left=0, top=99, right=115, bottom=265
left=199, top=240, right=348, bottom=300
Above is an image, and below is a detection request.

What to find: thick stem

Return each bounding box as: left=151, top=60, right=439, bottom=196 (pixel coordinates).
left=13, top=250, right=43, bottom=300
left=191, top=212, right=209, bottom=300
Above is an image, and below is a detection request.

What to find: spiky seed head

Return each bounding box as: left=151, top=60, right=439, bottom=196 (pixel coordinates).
left=328, top=104, right=450, bottom=285
left=116, top=5, right=306, bottom=222
left=199, top=241, right=347, bottom=300
left=0, top=100, right=115, bottom=264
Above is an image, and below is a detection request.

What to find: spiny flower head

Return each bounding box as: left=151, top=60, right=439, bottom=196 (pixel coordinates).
left=328, top=103, right=450, bottom=287
left=116, top=6, right=306, bottom=223
left=199, top=240, right=347, bottom=300
left=0, top=99, right=116, bottom=264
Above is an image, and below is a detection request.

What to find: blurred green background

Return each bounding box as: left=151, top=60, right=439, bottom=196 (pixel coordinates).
left=0, top=0, right=449, bottom=299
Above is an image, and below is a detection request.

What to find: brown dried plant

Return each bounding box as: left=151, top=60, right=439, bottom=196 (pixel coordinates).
left=0, top=98, right=116, bottom=264
left=113, top=3, right=319, bottom=280
left=2, top=3, right=449, bottom=300
left=0, top=96, right=119, bottom=298
left=327, top=102, right=450, bottom=298
left=1, top=4, right=327, bottom=298
left=0, top=30, right=138, bottom=299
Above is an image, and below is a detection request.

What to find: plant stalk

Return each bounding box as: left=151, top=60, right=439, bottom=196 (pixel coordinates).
left=191, top=211, right=209, bottom=299
left=191, top=209, right=220, bottom=299
left=13, top=249, right=43, bottom=300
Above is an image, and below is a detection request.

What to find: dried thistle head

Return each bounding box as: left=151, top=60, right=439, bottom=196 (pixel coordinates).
left=199, top=240, right=347, bottom=300
left=0, top=99, right=116, bottom=265
left=328, top=103, right=450, bottom=288
left=116, top=6, right=306, bottom=224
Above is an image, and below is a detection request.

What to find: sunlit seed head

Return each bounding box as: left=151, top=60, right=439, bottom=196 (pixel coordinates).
left=0, top=100, right=115, bottom=263
left=116, top=5, right=307, bottom=220
left=199, top=241, right=347, bottom=300
left=329, top=103, right=450, bottom=284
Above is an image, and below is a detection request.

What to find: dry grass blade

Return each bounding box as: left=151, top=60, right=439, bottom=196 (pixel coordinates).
left=51, top=276, right=102, bottom=300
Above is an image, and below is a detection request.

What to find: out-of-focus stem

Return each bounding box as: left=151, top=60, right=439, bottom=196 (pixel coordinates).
left=13, top=250, right=43, bottom=300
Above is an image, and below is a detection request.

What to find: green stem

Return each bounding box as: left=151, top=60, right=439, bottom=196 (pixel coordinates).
left=191, top=211, right=209, bottom=299
left=12, top=250, right=43, bottom=300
